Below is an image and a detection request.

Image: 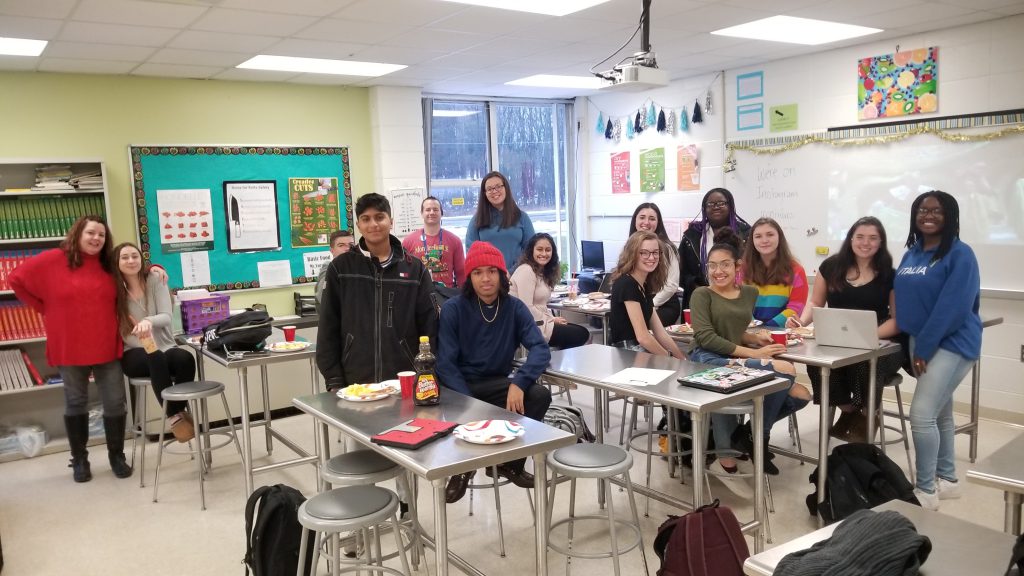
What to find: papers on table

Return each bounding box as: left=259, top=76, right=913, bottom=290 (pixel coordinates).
left=602, top=367, right=676, bottom=387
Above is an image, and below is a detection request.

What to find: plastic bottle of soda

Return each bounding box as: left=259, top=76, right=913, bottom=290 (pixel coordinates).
left=413, top=336, right=440, bottom=406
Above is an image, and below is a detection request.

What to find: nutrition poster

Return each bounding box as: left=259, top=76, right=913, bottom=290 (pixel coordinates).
left=156, top=188, right=214, bottom=254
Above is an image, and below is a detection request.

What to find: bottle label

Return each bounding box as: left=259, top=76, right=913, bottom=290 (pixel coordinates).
left=415, top=374, right=438, bottom=401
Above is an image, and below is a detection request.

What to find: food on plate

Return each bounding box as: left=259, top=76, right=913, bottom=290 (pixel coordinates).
left=790, top=326, right=814, bottom=338
left=587, top=292, right=609, bottom=300
left=267, top=341, right=310, bottom=352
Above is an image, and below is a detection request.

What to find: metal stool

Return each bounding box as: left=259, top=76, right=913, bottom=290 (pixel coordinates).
left=296, top=485, right=412, bottom=576
left=125, top=377, right=150, bottom=487
left=877, top=374, right=914, bottom=482
left=546, top=443, right=649, bottom=576
left=541, top=374, right=574, bottom=405
left=463, top=465, right=535, bottom=557
left=152, top=380, right=243, bottom=510
left=621, top=404, right=690, bottom=516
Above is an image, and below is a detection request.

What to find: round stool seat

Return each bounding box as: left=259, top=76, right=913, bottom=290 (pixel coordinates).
left=299, top=486, right=398, bottom=532
left=322, top=450, right=400, bottom=486
left=714, top=401, right=754, bottom=415
left=128, top=377, right=152, bottom=387
left=884, top=374, right=903, bottom=387
left=549, top=443, right=632, bottom=478
left=161, top=380, right=224, bottom=401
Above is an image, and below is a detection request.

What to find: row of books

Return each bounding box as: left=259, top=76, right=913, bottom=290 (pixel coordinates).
left=0, top=348, right=43, bottom=390
left=0, top=195, right=105, bottom=240
left=0, top=249, right=44, bottom=290
left=0, top=301, right=45, bottom=342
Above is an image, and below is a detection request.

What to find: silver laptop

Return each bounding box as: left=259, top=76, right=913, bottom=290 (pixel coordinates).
left=813, top=307, right=883, bottom=349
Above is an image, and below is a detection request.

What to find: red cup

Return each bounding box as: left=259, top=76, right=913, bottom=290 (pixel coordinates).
left=398, top=371, right=416, bottom=400
left=282, top=325, right=296, bottom=342
left=683, top=309, right=691, bottom=324
left=771, top=331, right=787, bottom=346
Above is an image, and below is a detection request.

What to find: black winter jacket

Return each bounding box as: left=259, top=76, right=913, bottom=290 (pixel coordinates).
left=678, top=220, right=751, bottom=309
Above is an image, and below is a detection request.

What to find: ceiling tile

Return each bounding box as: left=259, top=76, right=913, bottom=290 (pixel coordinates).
left=992, top=2, right=1024, bottom=14
left=790, top=0, right=930, bottom=24
left=935, top=0, right=1024, bottom=10
left=167, top=30, right=281, bottom=53
left=44, top=41, right=155, bottom=62
left=147, top=48, right=249, bottom=67
left=218, top=0, right=359, bottom=17
left=58, top=21, right=180, bottom=47
left=212, top=67, right=302, bottom=82
left=846, top=3, right=974, bottom=29
left=427, top=6, right=550, bottom=34
left=573, top=0, right=700, bottom=23
left=72, top=0, right=207, bottom=28
left=349, top=45, right=448, bottom=66
left=132, top=62, right=223, bottom=78
left=189, top=7, right=318, bottom=36
left=654, top=4, right=777, bottom=33
left=37, top=57, right=137, bottom=74
left=380, top=28, right=489, bottom=52
left=0, top=54, right=38, bottom=71
left=0, top=15, right=63, bottom=39
left=898, top=11, right=1007, bottom=32
left=262, top=38, right=372, bottom=60
left=514, top=17, right=635, bottom=43
left=353, top=75, right=426, bottom=87
left=383, top=63, right=475, bottom=81
left=0, top=0, right=77, bottom=19
left=333, top=0, right=467, bottom=26
left=285, top=72, right=366, bottom=85
left=295, top=17, right=411, bottom=45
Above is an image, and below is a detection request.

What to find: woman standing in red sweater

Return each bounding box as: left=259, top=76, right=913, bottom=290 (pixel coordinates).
left=11, top=215, right=132, bottom=482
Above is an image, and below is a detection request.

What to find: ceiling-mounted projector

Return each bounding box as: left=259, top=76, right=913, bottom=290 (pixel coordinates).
left=593, top=0, right=668, bottom=91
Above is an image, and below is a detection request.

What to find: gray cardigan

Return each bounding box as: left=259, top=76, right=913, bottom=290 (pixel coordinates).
left=123, top=273, right=176, bottom=352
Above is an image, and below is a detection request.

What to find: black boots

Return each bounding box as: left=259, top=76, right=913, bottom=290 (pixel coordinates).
left=103, top=414, right=133, bottom=479
left=64, top=414, right=92, bottom=483
left=730, top=421, right=779, bottom=476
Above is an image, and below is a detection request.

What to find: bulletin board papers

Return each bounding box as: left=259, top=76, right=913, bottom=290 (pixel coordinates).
left=389, top=187, right=424, bottom=238
left=156, top=189, right=214, bottom=254
left=180, top=251, right=211, bottom=287
left=303, top=251, right=332, bottom=277
left=289, top=177, right=341, bottom=248
left=610, top=151, right=630, bottom=194
left=639, top=148, right=665, bottom=193
left=676, top=145, right=700, bottom=191
left=224, top=181, right=281, bottom=252
left=257, top=260, right=292, bottom=287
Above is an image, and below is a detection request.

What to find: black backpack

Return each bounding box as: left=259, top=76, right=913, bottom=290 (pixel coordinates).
left=805, top=443, right=919, bottom=525
left=652, top=499, right=749, bottom=576
left=203, top=309, right=272, bottom=352
left=243, top=484, right=315, bottom=576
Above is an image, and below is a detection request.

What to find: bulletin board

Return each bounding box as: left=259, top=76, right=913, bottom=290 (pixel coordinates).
left=129, top=145, right=353, bottom=291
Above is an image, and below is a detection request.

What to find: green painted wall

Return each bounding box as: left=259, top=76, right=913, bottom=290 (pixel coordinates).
left=0, top=71, right=372, bottom=314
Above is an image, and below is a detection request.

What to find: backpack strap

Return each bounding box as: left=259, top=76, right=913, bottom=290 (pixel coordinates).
left=686, top=508, right=708, bottom=576
left=243, top=485, right=274, bottom=576
left=713, top=507, right=750, bottom=568
left=653, top=515, right=681, bottom=563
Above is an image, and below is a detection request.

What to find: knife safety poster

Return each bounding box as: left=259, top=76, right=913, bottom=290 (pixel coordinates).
left=224, top=181, right=281, bottom=252
left=156, top=188, right=215, bottom=254
left=288, top=177, right=340, bottom=248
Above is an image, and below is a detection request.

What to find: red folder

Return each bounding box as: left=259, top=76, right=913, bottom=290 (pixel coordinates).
left=371, top=418, right=457, bottom=450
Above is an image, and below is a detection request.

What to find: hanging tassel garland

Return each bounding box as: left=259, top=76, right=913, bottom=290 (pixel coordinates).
left=692, top=99, right=703, bottom=124
left=626, top=117, right=635, bottom=139
left=656, top=109, right=667, bottom=132
left=604, top=119, right=613, bottom=139
left=647, top=103, right=657, bottom=127
left=613, top=119, right=621, bottom=142
left=705, top=91, right=713, bottom=116
left=634, top=111, right=643, bottom=134
left=595, top=112, right=604, bottom=136
left=667, top=110, right=676, bottom=136
left=680, top=107, right=689, bottom=132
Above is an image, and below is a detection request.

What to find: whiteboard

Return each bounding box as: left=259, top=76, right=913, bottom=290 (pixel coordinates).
left=727, top=127, right=1024, bottom=292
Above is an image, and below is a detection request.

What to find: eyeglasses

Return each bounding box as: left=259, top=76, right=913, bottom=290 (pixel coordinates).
left=705, top=200, right=728, bottom=210
left=485, top=183, right=505, bottom=193
left=639, top=250, right=661, bottom=259
left=706, top=260, right=735, bottom=271
left=916, top=207, right=944, bottom=217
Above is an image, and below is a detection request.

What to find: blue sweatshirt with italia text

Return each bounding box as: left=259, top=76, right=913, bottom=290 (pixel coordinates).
left=894, top=239, right=982, bottom=362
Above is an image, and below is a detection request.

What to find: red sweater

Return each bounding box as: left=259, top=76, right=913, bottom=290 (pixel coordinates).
left=10, top=248, right=122, bottom=366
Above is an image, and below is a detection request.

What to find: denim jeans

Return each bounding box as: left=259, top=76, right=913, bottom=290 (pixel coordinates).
left=688, top=347, right=804, bottom=452
left=909, top=338, right=975, bottom=494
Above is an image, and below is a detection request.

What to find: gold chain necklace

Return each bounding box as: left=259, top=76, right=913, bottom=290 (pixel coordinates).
left=478, top=298, right=500, bottom=323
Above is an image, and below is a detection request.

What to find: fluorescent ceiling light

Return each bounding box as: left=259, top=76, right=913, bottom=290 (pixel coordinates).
left=712, top=16, right=882, bottom=45
left=237, top=55, right=405, bottom=77
left=439, top=0, right=611, bottom=17
left=0, top=37, right=47, bottom=57
left=506, top=74, right=609, bottom=90
left=433, top=110, right=479, bottom=117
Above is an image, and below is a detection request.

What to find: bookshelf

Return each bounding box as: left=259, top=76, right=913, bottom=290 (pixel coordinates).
left=0, top=159, right=111, bottom=461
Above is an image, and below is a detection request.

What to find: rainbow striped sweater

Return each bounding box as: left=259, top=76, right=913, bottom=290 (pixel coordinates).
left=750, top=261, right=808, bottom=328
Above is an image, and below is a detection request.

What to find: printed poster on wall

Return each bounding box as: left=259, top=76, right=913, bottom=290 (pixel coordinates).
left=156, top=188, right=214, bottom=254
left=858, top=46, right=938, bottom=120
left=639, top=148, right=665, bottom=193
left=676, top=145, right=699, bottom=191
left=610, top=151, right=630, bottom=194
left=389, top=187, right=424, bottom=238
left=289, top=177, right=340, bottom=248
left=224, top=181, right=280, bottom=253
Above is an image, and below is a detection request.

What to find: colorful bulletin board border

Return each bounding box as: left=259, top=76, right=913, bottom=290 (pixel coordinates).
left=129, top=145, right=353, bottom=292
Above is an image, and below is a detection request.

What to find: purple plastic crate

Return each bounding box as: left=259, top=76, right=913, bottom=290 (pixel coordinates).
left=180, top=294, right=230, bottom=334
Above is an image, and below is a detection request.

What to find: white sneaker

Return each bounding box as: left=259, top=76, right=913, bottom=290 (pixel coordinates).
left=734, top=457, right=754, bottom=475
left=936, top=477, right=962, bottom=500
left=914, top=488, right=940, bottom=511
left=709, top=460, right=754, bottom=499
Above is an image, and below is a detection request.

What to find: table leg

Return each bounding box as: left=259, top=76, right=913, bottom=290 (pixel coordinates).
left=260, top=364, right=272, bottom=454
left=593, top=387, right=606, bottom=509
left=1006, top=492, right=1022, bottom=535
left=317, top=421, right=329, bottom=493
left=238, top=366, right=254, bottom=496
left=866, top=356, right=878, bottom=445
left=752, top=397, right=765, bottom=554
left=969, top=361, right=981, bottom=463
left=534, top=454, right=549, bottom=576
left=816, top=366, right=831, bottom=528
left=691, top=412, right=705, bottom=510
left=433, top=478, right=449, bottom=576
left=195, top=349, right=205, bottom=380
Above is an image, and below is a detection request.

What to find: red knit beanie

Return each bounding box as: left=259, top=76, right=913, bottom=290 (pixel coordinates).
left=464, top=242, right=507, bottom=282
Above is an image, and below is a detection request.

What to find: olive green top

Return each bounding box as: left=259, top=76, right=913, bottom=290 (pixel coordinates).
left=688, top=284, right=758, bottom=356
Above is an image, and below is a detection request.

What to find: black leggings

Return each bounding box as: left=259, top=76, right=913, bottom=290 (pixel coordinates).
left=655, top=296, right=681, bottom=326
left=549, top=322, right=590, bottom=350
left=122, top=347, right=196, bottom=416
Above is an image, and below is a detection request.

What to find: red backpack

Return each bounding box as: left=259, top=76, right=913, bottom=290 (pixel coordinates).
left=653, top=499, right=750, bottom=576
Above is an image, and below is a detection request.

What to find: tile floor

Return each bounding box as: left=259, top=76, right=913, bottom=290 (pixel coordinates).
left=0, top=391, right=1018, bottom=576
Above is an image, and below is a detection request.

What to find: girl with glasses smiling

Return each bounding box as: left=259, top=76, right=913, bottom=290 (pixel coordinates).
left=465, top=171, right=535, bottom=272
left=629, top=202, right=682, bottom=326
left=679, top=188, right=751, bottom=310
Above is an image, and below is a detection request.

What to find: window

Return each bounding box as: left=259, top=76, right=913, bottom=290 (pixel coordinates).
left=425, top=98, right=574, bottom=268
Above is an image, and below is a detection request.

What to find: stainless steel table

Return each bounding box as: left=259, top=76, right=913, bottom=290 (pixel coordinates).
left=777, top=340, right=902, bottom=527
left=543, top=344, right=791, bottom=553
left=967, top=433, right=1024, bottom=534
left=958, top=316, right=1004, bottom=462
left=186, top=331, right=321, bottom=495
left=548, top=300, right=610, bottom=344
left=293, top=390, right=577, bottom=576
left=743, top=499, right=1017, bottom=575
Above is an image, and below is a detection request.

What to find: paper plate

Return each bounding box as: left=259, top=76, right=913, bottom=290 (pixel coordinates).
left=266, top=341, right=312, bottom=353
left=453, top=420, right=525, bottom=444
left=580, top=301, right=610, bottom=311
left=559, top=298, right=588, bottom=307
left=586, top=292, right=609, bottom=300
left=667, top=324, right=693, bottom=334
left=338, top=383, right=396, bottom=402
left=789, top=326, right=814, bottom=339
